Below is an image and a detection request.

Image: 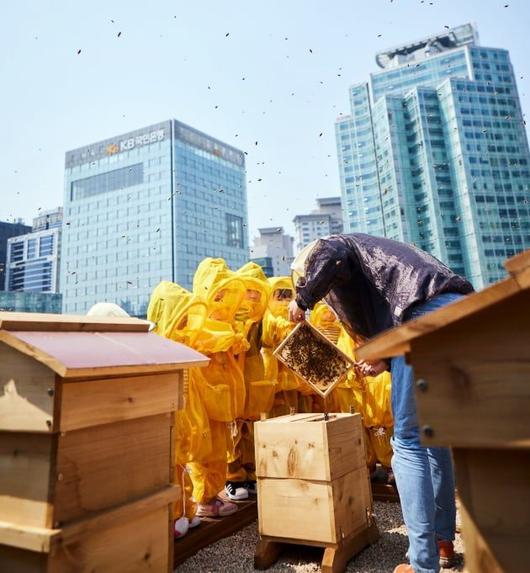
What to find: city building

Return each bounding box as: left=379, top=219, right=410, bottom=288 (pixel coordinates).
left=5, top=207, right=63, bottom=293
left=0, top=220, right=31, bottom=291
left=62, top=120, right=249, bottom=316
left=251, top=227, right=294, bottom=276
left=293, top=197, right=343, bottom=253
left=0, top=291, right=62, bottom=313
left=335, top=23, right=530, bottom=288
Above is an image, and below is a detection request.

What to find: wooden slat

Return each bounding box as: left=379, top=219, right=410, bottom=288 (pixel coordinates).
left=59, top=372, right=182, bottom=431
left=454, top=448, right=530, bottom=573
left=0, top=344, right=55, bottom=432
left=504, top=248, right=530, bottom=275
left=54, top=414, right=172, bottom=525
left=0, top=433, right=53, bottom=529
left=0, top=521, right=58, bottom=553
left=0, top=311, right=150, bottom=332
left=356, top=276, right=522, bottom=361
left=0, top=331, right=208, bottom=379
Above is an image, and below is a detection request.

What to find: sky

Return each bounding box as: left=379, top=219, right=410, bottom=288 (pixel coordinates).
left=1, top=0, right=529, bottom=241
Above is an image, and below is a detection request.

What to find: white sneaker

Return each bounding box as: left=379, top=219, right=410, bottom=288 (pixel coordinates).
left=224, top=481, right=249, bottom=501
left=174, top=517, right=189, bottom=539
left=189, top=516, right=201, bottom=528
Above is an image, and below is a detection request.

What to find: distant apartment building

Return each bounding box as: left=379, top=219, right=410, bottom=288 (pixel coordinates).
left=0, top=220, right=31, bottom=290
left=293, top=197, right=343, bottom=253
left=61, top=120, right=249, bottom=316
left=335, top=23, right=530, bottom=288
left=251, top=227, right=294, bottom=276
left=5, top=207, right=62, bottom=293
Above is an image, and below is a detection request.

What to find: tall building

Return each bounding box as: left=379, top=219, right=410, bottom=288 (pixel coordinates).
left=335, top=23, right=530, bottom=288
left=0, top=220, right=31, bottom=290
left=251, top=227, right=294, bottom=276
left=5, top=207, right=62, bottom=293
left=293, top=196, right=343, bottom=253
left=62, top=120, right=249, bottom=316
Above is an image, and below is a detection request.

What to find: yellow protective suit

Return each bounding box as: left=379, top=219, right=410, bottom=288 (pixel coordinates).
left=187, top=258, right=248, bottom=503
left=336, top=329, right=394, bottom=469
left=261, top=277, right=301, bottom=416
left=227, top=263, right=272, bottom=483
left=147, top=281, right=213, bottom=521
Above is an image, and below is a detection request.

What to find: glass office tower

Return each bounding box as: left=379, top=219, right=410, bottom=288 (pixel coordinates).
left=336, top=23, right=530, bottom=288
left=62, top=120, right=249, bottom=316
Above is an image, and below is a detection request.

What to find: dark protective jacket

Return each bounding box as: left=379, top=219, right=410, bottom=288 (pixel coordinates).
left=295, top=234, right=474, bottom=340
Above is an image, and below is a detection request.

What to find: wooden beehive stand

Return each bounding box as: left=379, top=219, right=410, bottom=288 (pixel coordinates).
left=0, top=312, right=208, bottom=573
left=357, top=249, right=530, bottom=573
left=254, top=413, right=379, bottom=573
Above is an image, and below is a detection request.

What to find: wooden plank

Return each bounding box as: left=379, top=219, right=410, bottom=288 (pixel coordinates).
left=0, top=344, right=55, bottom=432
left=255, top=413, right=363, bottom=481
left=54, top=414, right=172, bottom=525
left=0, top=521, right=58, bottom=553
left=257, top=469, right=368, bottom=545
left=0, top=331, right=208, bottom=379
left=453, top=448, right=530, bottom=573
left=59, top=372, right=182, bottom=431
left=49, top=505, right=170, bottom=573
left=504, top=248, right=530, bottom=275
left=356, top=276, right=522, bottom=361
left=173, top=499, right=257, bottom=568
left=0, top=311, right=150, bottom=332
left=0, top=433, right=53, bottom=529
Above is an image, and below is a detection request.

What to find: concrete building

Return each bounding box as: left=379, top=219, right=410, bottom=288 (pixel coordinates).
left=62, top=120, right=249, bottom=316
left=335, top=23, right=530, bottom=288
left=0, top=220, right=31, bottom=290
left=293, top=197, right=343, bottom=253
left=5, top=208, right=62, bottom=293
left=251, top=227, right=294, bottom=276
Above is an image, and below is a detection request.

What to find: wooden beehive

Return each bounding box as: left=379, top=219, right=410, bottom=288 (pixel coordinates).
left=356, top=249, right=530, bottom=573
left=255, top=413, right=372, bottom=545
left=0, top=312, right=208, bottom=573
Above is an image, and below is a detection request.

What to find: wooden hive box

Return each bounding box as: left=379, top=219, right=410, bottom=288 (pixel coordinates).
left=0, top=312, right=208, bottom=573
left=255, top=413, right=372, bottom=545
left=356, top=249, right=530, bottom=573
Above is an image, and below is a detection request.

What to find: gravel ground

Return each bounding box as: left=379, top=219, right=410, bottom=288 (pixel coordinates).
left=175, top=501, right=464, bottom=573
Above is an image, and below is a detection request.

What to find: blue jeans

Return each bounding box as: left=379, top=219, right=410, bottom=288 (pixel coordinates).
left=391, top=293, right=461, bottom=573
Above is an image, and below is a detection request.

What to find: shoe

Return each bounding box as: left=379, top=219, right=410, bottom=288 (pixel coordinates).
left=173, top=517, right=189, bottom=539
left=189, top=516, right=201, bottom=529
left=393, top=565, right=415, bottom=573
left=196, top=497, right=238, bottom=518
left=224, top=481, right=249, bottom=501
left=244, top=480, right=257, bottom=495
left=438, top=540, right=456, bottom=568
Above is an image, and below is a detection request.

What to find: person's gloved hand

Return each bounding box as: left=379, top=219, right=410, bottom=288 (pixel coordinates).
left=354, top=359, right=388, bottom=377
left=288, top=299, right=306, bottom=323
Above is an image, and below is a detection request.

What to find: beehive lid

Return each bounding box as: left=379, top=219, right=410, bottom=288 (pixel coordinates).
left=0, top=326, right=208, bottom=378
left=274, top=321, right=353, bottom=398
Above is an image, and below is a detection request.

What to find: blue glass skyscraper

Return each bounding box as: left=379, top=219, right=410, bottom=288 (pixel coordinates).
left=62, top=120, right=248, bottom=316
left=336, top=23, right=530, bottom=288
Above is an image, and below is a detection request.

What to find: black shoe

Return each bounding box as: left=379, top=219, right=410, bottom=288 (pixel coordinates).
left=244, top=480, right=257, bottom=495
left=224, top=481, right=249, bottom=501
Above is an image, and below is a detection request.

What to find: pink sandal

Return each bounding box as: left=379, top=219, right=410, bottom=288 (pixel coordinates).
left=196, top=497, right=238, bottom=518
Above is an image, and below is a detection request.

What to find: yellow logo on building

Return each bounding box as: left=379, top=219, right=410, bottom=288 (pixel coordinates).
left=106, top=143, right=119, bottom=155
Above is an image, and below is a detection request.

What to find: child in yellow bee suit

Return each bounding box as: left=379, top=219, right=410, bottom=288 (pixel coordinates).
left=309, top=301, right=394, bottom=475
left=147, top=281, right=212, bottom=538
left=188, top=258, right=250, bottom=518
left=224, top=262, right=273, bottom=500
left=261, top=276, right=304, bottom=416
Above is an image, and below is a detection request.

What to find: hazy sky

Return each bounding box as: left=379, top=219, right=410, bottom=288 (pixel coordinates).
left=1, top=0, right=529, bottom=240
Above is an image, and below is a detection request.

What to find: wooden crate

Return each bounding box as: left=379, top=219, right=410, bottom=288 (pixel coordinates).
left=356, top=249, right=530, bottom=573
left=0, top=312, right=209, bottom=573
left=254, top=413, right=379, bottom=573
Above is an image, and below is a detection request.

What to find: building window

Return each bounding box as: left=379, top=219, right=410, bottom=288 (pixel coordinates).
left=39, top=235, right=54, bottom=257
left=226, top=213, right=244, bottom=248
left=27, top=239, right=37, bottom=259
left=70, top=163, right=144, bottom=201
